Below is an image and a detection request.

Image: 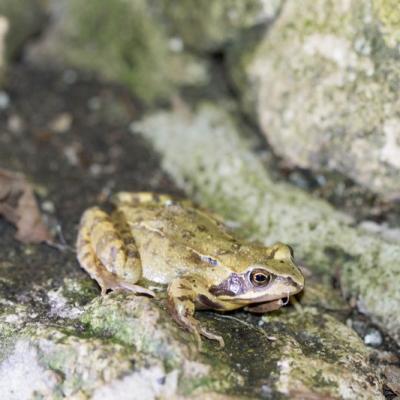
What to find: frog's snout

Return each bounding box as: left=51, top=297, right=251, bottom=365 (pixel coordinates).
left=288, top=272, right=305, bottom=291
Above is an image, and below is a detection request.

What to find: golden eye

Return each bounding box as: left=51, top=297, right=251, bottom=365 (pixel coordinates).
left=250, top=270, right=272, bottom=287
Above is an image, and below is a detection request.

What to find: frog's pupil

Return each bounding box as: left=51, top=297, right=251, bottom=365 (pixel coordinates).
left=255, top=274, right=266, bottom=282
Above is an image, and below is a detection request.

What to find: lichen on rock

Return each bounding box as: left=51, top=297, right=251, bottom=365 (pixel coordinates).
left=228, top=0, right=400, bottom=199
left=157, top=0, right=283, bottom=52
left=27, top=0, right=209, bottom=103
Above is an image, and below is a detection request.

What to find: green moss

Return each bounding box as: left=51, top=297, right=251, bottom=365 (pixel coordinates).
left=159, top=0, right=280, bottom=52
left=61, top=277, right=98, bottom=306
left=79, top=293, right=191, bottom=368
left=0, top=0, right=46, bottom=59
left=64, top=0, right=172, bottom=102
left=374, top=0, right=400, bottom=47
left=227, top=0, right=400, bottom=198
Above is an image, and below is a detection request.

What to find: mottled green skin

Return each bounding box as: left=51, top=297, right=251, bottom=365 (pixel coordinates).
left=135, top=102, right=400, bottom=346
left=228, top=0, right=400, bottom=198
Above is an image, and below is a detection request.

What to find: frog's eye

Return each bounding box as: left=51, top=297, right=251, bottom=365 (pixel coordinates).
left=250, top=269, right=272, bottom=287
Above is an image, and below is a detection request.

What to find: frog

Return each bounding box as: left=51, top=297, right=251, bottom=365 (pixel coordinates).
left=76, top=192, right=304, bottom=347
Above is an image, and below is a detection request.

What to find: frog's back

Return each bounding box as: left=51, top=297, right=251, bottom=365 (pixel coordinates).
left=115, top=199, right=239, bottom=284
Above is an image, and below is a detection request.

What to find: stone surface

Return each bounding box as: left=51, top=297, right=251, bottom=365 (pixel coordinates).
left=134, top=100, right=400, bottom=347
left=27, top=0, right=208, bottom=103
left=228, top=0, right=400, bottom=199
left=0, top=0, right=46, bottom=58
left=0, top=66, right=388, bottom=399
left=0, top=0, right=46, bottom=81
left=0, top=280, right=385, bottom=399
left=158, top=0, right=282, bottom=52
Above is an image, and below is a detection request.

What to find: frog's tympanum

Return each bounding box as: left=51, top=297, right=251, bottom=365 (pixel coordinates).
left=77, top=192, right=304, bottom=347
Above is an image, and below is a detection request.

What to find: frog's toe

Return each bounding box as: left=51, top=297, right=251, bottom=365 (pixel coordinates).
left=97, top=276, right=155, bottom=297
left=118, top=281, right=155, bottom=297
left=199, top=327, right=225, bottom=348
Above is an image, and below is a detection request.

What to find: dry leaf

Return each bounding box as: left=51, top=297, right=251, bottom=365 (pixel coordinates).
left=0, top=168, right=53, bottom=244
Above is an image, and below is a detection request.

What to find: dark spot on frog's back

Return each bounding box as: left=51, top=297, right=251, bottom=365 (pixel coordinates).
left=197, top=224, right=207, bottom=232
left=182, top=229, right=195, bottom=239
left=186, top=251, right=202, bottom=265
left=210, top=273, right=246, bottom=297
left=231, top=242, right=241, bottom=250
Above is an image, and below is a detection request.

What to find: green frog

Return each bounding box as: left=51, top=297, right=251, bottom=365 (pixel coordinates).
left=76, top=192, right=304, bottom=347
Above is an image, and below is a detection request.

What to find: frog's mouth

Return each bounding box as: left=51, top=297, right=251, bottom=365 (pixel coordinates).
left=244, top=297, right=289, bottom=314
left=224, top=291, right=293, bottom=304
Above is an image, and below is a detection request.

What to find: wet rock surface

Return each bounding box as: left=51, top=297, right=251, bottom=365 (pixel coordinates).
left=0, top=65, right=394, bottom=399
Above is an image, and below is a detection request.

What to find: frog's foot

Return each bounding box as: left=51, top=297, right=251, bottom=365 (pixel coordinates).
left=167, top=277, right=224, bottom=349
left=198, top=326, right=224, bottom=348
left=244, top=298, right=285, bottom=314
left=117, top=281, right=155, bottom=297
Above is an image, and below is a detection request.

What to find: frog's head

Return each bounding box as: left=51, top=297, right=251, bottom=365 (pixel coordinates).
left=210, top=243, right=304, bottom=305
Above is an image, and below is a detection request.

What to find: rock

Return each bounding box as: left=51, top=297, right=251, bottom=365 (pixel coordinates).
left=27, top=0, right=209, bottom=103
left=0, top=278, right=385, bottom=399
left=228, top=0, right=400, bottom=199
left=158, top=0, right=282, bottom=52
left=0, top=65, right=390, bottom=399
left=0, top=0, right=46, bottom=60
left=48, top=112, right=73, bottom=134
left=134, top=100, right=400, bottom=346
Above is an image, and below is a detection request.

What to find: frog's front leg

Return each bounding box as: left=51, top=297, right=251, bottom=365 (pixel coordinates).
left=76, top=207, right=154, bottom=296
left=167, top=277, right=224, bottom=348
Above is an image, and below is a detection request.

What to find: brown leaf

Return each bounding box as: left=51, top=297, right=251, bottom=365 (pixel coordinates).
left=0, top=168, right=53, bottom=244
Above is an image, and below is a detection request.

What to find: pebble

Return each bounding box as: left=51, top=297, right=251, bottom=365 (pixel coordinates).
left=49, top=112, right=73, bottom=133
left=62, top=69, right=78, bottom=85
left=41, top=201, right=55, bottom=213
left=87, top=96, right=101, bottom=111
left=168, top=36, right=184, bottom=52
left=7, top=114, right=24, bottom=134
left=364, top=329, right=383, bottom=347
left=0, top=90, right=10, bottom=109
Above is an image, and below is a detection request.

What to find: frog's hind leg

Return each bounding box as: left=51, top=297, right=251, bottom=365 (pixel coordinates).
left=76, top=207, right=154, bottom=296
left=111, top=192, right=178, bottom=207
left=167, top=277, right=224, bottom=349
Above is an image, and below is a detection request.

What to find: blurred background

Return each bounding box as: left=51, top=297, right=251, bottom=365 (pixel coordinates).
left=0, top=1, right=400, bottom=399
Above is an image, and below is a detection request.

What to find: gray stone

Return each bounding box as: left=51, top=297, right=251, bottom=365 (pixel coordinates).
left=228, top=0, right=400, bottom=199
left=158, top=0, right=283, bottom=52
left=27, top=0, right=209, bottom=103
left=0, top=280, right=385, bottom=399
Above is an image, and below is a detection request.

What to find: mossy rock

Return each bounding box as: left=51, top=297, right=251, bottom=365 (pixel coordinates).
left=228, top=0, right=400, bottom=199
